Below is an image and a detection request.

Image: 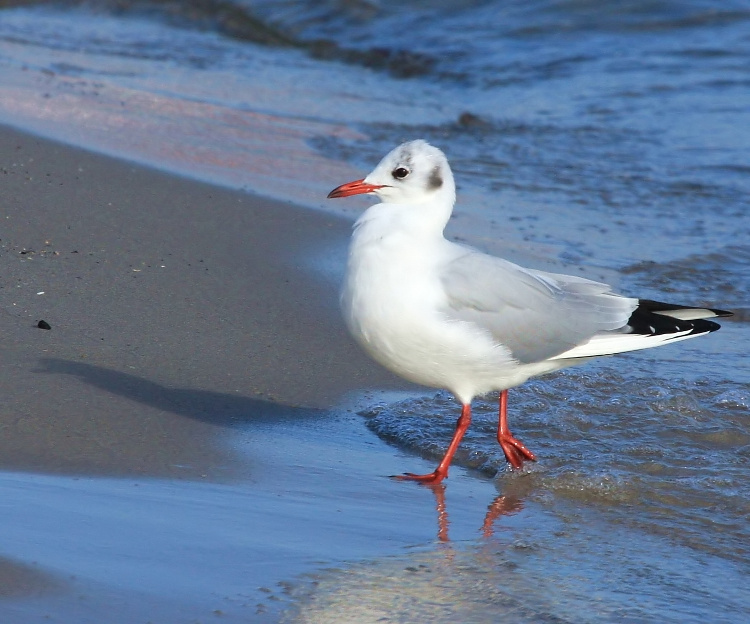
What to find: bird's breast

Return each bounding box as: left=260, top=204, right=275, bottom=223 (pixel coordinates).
left=342, top=235, right=443, bottom=342
left=340, top=230, right=515, bottom=396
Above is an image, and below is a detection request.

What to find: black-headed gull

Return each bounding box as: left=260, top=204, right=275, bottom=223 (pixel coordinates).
left=328, top=140, right=732, bottom=484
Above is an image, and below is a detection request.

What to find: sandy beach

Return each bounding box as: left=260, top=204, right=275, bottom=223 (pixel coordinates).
left=1, top=124, right=486, bottom=622
left=0, top=123, right=406, bottom=475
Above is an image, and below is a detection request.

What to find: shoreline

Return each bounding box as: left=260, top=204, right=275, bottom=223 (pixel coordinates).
left=0, top=122, right=409, bottom=480
left=0, top=122, right=459, bottom=622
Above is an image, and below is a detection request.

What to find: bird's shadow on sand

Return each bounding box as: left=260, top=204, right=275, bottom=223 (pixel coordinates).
left=34, top=357, right=323, bottom=427
left=32, top=359, right=531, bottom=539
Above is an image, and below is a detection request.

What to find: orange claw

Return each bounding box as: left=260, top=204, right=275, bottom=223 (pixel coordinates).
left=498, top=432, right=537, bottom=470
left=392, top=471, right=448, bottom=485
left=498, top=389, right=536, bottom=470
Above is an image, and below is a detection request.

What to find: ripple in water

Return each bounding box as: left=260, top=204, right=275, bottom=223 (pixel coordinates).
left=363, top=366, right=750, bottom=565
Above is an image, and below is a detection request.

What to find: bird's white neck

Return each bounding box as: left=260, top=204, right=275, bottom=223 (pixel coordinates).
left=354, top=192, right=455, bottom=245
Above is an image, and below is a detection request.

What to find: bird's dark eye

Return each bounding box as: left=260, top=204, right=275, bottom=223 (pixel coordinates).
left=392, top=167, right=410, bottom=180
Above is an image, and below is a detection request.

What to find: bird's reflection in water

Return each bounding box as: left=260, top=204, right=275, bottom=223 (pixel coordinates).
left=424, top=484, right=524, bottom=542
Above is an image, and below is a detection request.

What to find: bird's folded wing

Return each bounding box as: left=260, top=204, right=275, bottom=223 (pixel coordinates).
left=439, top=249, right=638, bottom=364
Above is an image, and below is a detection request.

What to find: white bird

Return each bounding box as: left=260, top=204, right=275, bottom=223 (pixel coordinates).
left=328, top=140, right=732, bottom=484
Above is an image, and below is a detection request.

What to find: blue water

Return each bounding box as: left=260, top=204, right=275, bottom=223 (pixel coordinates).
left=1, top=1, right=749, bottom=621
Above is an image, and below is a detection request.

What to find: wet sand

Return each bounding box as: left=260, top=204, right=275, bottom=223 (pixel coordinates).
left=0, top=123, right=405, bottom=479
left=0, top=125, right=514, bottom=622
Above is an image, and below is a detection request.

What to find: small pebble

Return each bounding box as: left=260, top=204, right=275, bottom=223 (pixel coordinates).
left=37, top=320, right=51, bottom=330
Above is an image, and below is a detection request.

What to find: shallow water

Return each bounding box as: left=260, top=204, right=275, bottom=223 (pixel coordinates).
left=1, top=0, right=748, bottom=621
left=365, top=359, right=750, bottom=561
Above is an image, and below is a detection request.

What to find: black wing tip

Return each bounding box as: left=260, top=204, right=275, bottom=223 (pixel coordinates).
left=629, top=299, right=730, bottom=337
left=690, top=318, right=722, bottom=334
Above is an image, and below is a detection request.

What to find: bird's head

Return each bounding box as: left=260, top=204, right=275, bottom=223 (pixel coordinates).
left=328, top=140, right=455, bottom=206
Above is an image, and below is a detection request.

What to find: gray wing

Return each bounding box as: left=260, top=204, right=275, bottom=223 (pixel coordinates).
left=439, top=248, right=638, bottom=364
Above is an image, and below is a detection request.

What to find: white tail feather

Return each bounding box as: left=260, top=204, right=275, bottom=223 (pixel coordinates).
left=549, top=328, right=704, bottom=360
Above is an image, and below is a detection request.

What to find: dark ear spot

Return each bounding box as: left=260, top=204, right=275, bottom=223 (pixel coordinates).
left=428, top=165, right=443, bottom=190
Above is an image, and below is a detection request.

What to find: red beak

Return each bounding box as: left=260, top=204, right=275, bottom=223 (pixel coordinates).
left=327, top=179, right=385, bottom=199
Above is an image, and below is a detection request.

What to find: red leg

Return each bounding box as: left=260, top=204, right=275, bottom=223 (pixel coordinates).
left=497, top=389, right=536, bottom=469
left=394, top=403, right=472, bottom=485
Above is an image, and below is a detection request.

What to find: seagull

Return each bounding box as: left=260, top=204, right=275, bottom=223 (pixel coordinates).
left=328, top=140, right=732, bottom=484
